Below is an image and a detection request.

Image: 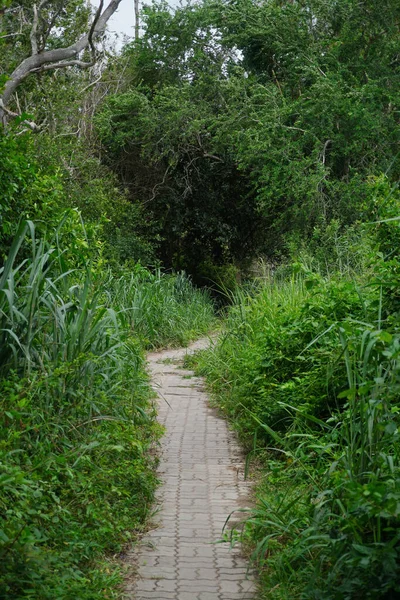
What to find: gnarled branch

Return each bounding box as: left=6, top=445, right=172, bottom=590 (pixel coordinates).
left=1, top=0, right=123, bottom=122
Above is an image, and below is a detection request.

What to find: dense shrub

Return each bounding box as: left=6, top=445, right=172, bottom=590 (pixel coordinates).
left=196, top=220, right=400, bottom=599
left=0, top=220, right=215, bottom=598
left=197, top=271, right=371, bottom=441
left=0, top=132, right=65, bottom=259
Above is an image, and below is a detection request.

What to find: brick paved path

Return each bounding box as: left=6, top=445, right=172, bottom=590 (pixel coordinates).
left=125, top=339, right=255, bottom=600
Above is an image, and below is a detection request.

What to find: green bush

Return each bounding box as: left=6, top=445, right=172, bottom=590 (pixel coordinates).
left=197, top=270, right=372, bottom=442
left=0, top=220, right=215, bottom=598
left=110, top=266, right=216, bottom=349
left=196, top=225, right=400, bottom=599
left=0, top=221, right=157, bottom=598
left=0, top=132, right=65, bottom=259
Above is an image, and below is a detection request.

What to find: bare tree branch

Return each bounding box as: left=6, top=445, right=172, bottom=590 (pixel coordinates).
left=1, top=0, right=123, bottom=121
left=0, top=32, right=22, bottom=39
left=134, top=0, right=139, bottom=40
left=0, top=99, right=40, bottom=131
left=30, top=0, right=51, bottom=54
left=36, top=58, right=95, bottom=71
left=80, top=73, right=103, bottom=94
left=30, top=3, right=40, bottom=55
left=41, top=3, right=63, bottom=51
left=15, top=92, right=22, bottom=115
left=146, top=164, right=172, bottom=204
left=88, top=0, right=104, bottom=57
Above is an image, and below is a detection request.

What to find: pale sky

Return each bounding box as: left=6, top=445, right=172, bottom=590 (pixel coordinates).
left=91, top=0, right=179, bottom=41
left=91, top=0, right=135, bottom=40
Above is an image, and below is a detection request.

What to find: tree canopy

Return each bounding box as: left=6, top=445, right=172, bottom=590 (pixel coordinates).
left=95, top=0, right=400, bottom=275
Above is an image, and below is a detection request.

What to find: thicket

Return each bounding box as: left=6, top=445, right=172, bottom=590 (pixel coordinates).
left=2, top=0, right=400, bottom=598
left=96, top=0, right=400, bottom=279
left=0, top=6, right=216, bottom=592
left=93, top=6, right=400, bottom=590
left=195, top=189, right=400, bottom=598
left=0, top=215, right=214, bottom=598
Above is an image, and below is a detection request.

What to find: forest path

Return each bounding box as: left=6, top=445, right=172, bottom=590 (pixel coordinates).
left=125, top=338, right=255, bottom=600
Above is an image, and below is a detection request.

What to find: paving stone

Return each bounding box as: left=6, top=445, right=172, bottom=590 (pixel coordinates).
left=140, top=567, right=176, bottom=579
left=125, top=339, right=255, bottom=600
left=134, top=580, right=157, bottom=592
left=178, top=580, right=219, bottom=592
left=135, top=593, right=176, bottom=600
left=155, top=579, right=176, bottom=592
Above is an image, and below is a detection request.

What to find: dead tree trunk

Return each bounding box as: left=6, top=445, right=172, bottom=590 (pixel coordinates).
left=134, top=0, right=139, bottom=40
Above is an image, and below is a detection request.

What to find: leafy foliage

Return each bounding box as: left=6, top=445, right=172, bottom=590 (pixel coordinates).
left=97, top=0, right=400, bottom=270
left=196, top=212, right=400, bottom=598
left=2, top=1, right=400, bottom=598
left=0, top=221, right=215, bottom=598
left=95, top=3, right=267, bottom=277
left=0, top=132, right=62, bottom=257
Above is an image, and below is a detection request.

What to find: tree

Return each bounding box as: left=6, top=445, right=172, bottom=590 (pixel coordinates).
left=0, top=0, right=124, bottom=124
left=97, top=0, right=400, bottom=267
left=95, top=3, right=268, bottom=278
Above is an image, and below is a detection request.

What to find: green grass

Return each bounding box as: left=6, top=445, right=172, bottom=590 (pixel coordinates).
left=0, top=219, right=215, bottom=599
left=195, top=261, right=400, bottom=599
left=110, top=266, right=216, bottom=349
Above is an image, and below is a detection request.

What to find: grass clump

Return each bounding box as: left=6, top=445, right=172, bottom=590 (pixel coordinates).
left=196, top=225, right=400, bottom=598
left=0, top=218, right=215, bottom=598
left=111, top=266, right=216, bottom=349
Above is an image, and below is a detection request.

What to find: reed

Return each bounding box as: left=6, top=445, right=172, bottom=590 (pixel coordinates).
left=0, top=220, right=215, bottom=598
left=196, top=264, right=400, bottom=599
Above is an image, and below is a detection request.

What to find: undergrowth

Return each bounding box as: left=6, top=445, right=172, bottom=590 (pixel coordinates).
left=0, top=217, right=215, bottom=598
left=196, top=213, right=400, bottom=599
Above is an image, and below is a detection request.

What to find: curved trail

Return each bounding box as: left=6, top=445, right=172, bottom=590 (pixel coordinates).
left=125, top=338, right=255, bottom=600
